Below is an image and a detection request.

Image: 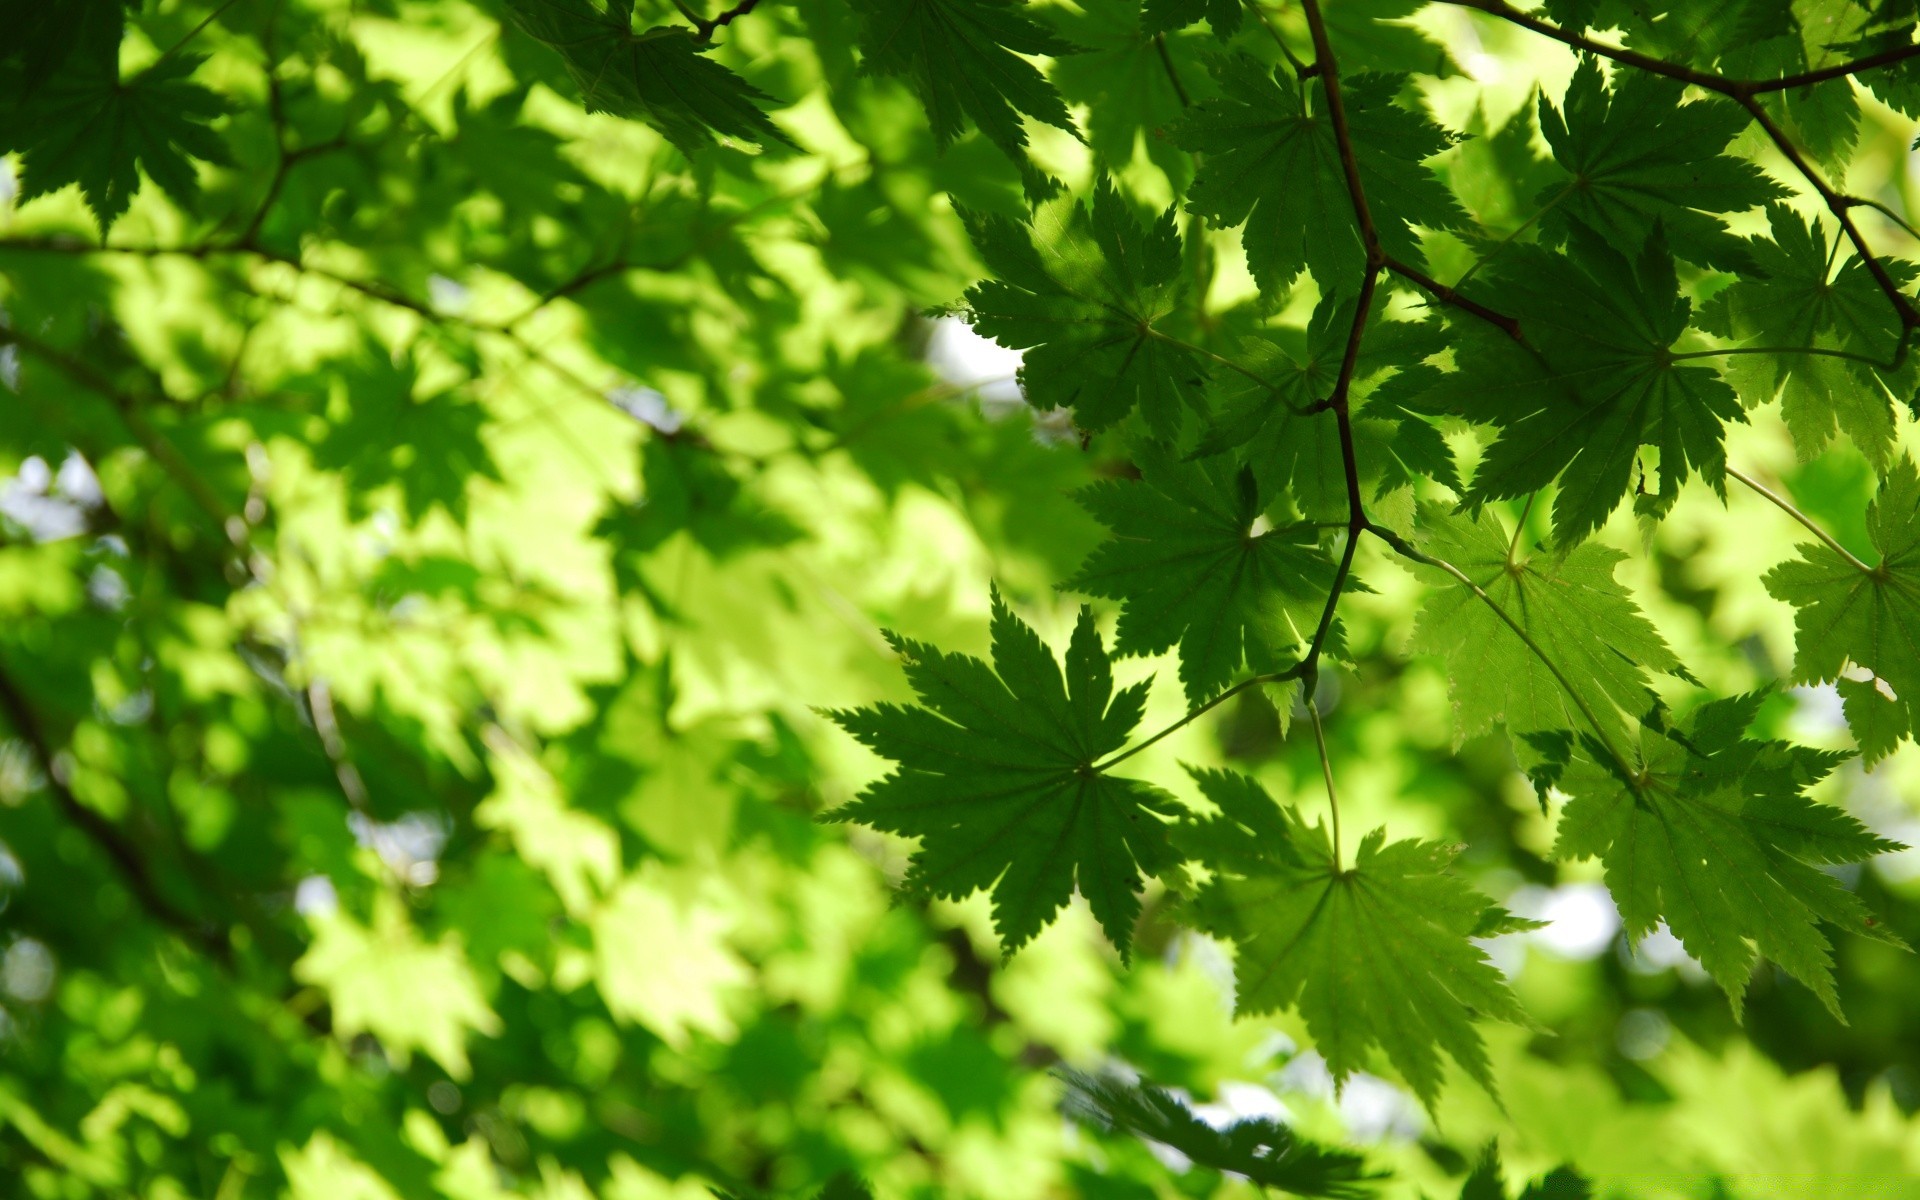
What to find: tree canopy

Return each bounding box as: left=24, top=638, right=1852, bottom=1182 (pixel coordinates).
left=5, top=1, right=1920, bottom=1197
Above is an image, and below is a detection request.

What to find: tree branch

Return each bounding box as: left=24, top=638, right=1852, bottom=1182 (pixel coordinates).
left=1439, top=0, right=1920, bottom=96
left=1437, top=0, right=1920, bottom=335
left=0, top=660, right=231, bottom=963
left=688, top=0, right=766, bottom=42
left=1384, top=256, right=1523, bottom=340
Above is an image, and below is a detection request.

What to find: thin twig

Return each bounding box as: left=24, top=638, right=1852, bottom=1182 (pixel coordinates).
left=1384, top=256, right=1522, bottom=340
left=1154, top=33, right=1192, bottom=108
left=689, top=0, right=766, bottom=42
left=1726, top=465, right=1876, bottom=575
left=0, top=661, right=230, bottom=962
left=1438, top=0, right=1920, bottom=335
left=1507, top=493, right=1536, bottom=561
left=1438, top=0, right=1920, bottom=96
left=1093, top=671, right=1304, bottom=772
left=1305, top=698, right=1342, bottom=868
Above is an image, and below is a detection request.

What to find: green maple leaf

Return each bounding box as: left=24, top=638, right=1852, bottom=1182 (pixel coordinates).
left=1409, top=506, right=1682, bottom=749
left=1058, top=1067, right=1375, bottom=1196
left=1536, top=56, right=1785, bottom=269
left=306, top=349, right=503, bottom=523
left=1699, top=204, right=1915, bottom=470
left=1763, top=457, right=1920, bottom=763
left=828, top=592, right=1176, bottom=955
left=1180, top=769, right=1532, bottom=1109
left=1050, top=0, right=1217, bottom=178
left=1070, top=442, right=1335, bottom=703
left=502, top=0, right=792, bottom=153
left=1415, top=231, right=1745, bottom=545
left=0, top=41, right=231, bottom=231
left=1551, top=694, right=1904, bottom=1017
left=847, top=0, right=1080, bottom=195
left=1202, top=295, right=1453, bottom=521
left=1141, top=0, right=1242, bottom=38
left=1173, top=57, right=1465, bottom=296
left=961, top=180, right=1208, bottom=435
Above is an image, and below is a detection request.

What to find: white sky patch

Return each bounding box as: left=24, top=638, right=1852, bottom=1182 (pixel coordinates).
left=1788, top=683, right=1849, bottom=739
left=925, top=316, right=1023, bottom=407
left=294, top=875, right=339, bottom=917
left=1621, top=921, right=1708, bottom=981
left=1508, top=881, right=1622, bottom=961
left=1277, top=1053, right=1424, bottom=1143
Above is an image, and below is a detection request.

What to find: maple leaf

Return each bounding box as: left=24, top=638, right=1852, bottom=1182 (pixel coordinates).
left=502, top=0, right=792, bottom=153
left=306, top=349, right=503, bottom=523
left=1699, top=204, right=1916, bottom=470
left=1180, top=768, right=1531, bottom=1109
left=1202, top=295, right=1453, bottom=522
left=847, top=0, right=1080, bottom=195
left=1174, top=57, right=1465, bottom=296
left=1409, top=506, right=1682, bottom=749
left=961, top=180, right=1208, bottom=435
left=1414, top=230, right=1745, bottom=545
left=1070, top=442, right=1335, bottom=702
left=1536, top=56, right=1785, bottom=269
left=1550, top=694, right=1904, bottom=1017
left=1058, top=1067, right=1376, bottom=1196
left=1141, top=0, right=1242, bottom=38
left=1763, top=457, right=1920, bottom=763
left=828, top=592, right=1176, bottom=955
left=0, top=41, right=231, bottom=231
left=1050, top=0, right=1217, bottom=178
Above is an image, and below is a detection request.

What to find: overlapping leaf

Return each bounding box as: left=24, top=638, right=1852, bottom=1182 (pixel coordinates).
left=1203, top=295, right=1453, bottom=521
left=1699, top=204, right=1916, bottom=469
left=1058, top=1067, right=1375, bottom=1195
left=1050, top=0, right=1217, bottom=179
left=1179, top=769, right=1532, bottom=1109
left=1409, top=231, right=1745, bottom=544
left=1174, top=57, right=1465, bottom=296
left=1409, top=506, right=1683, bottom=750
left=961, top=180, right=1207, bottom=435
left=1551, top=694, right=1904, bottom=1016
left=0, top=22, right=231, bottom=230
left=828, top=593, right=1175, bottom=955
left=1763, top=457, right=1920, bottom=763
left=847, top=0, right=1080, bottom=194
left=1536, top=56, right=1784, bottom=269
left=503, top=0, right=792, bottom=152
left=1071, top=443, right=1335, bottom=702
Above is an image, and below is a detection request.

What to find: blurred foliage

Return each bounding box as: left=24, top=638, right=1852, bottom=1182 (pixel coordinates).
left=2, top=1, right=1920, bottom=1198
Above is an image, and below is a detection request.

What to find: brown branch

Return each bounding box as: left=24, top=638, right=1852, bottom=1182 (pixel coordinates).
left=1383, top=256, right=1523, bottom=340
left=0, top=660, right=231, bottom=963
left=1267, top=0, right=1391, bottom=851
left=1437, top=0, right=1920, bottom=336
left=1439, top=0, right=1920, bottom=96
left=1735, top=95, right=1920, bottom=332
left=689, top=0, right=765, bottom=42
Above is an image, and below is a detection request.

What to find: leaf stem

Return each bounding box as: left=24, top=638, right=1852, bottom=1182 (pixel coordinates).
left=1306, top=697, right=1342, bottom=868
left=1671, top=345, right=1897, bottom=368
left=1154, top=34, right=1193, bottom=108
left=1143, top=327, right=1314, bottom=414
left=1366, top=522, right=1639, bottom=779
left=1384, top=257, right=1523, bottom=340
left=1725, top=464, right=1875, bottom=575
left=1093, top=671, right=1303, bottom=772
left=1507, top=493, right=1535, bottom=562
